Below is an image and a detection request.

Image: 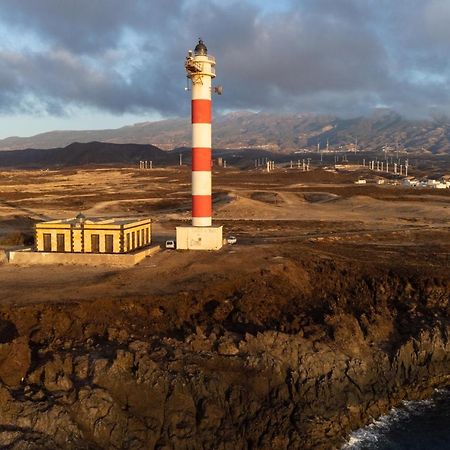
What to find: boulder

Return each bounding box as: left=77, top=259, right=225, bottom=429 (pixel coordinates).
left=0, top=336, right=31, bottom=387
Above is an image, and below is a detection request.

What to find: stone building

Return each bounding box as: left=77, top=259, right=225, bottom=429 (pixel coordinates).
left=35, top=214, right=151, bottom=254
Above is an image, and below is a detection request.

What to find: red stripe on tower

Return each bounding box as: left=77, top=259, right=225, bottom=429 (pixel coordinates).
left=192, top=99, right=211, bottom=123
left=192, top=148, right=212, bottom=171
left=192, top=195, right=212, bottom=217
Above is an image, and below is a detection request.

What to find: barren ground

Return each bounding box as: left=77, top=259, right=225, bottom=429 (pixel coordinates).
left=0, top=166, right=448, bottom=304
left=0, top=166, right=449, bottom=449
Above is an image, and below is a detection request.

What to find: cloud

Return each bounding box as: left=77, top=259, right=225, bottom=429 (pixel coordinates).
left=0, top=0, right=448, bottom=119
left=0, top=0, right=182, bottom=54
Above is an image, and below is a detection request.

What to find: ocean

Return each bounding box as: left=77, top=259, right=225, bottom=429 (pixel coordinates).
left=342, top=389, right=450, bottom=450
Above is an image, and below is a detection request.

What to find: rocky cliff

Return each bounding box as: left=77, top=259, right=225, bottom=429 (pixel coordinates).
left=0, top=255, right=448, bottom=449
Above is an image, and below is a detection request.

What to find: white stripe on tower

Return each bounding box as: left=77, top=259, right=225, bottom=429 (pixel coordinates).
left=192, top=123, right=211, bottom=148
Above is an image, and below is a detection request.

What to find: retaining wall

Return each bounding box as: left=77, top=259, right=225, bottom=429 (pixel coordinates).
left=8, top=245, right=160, bottom=266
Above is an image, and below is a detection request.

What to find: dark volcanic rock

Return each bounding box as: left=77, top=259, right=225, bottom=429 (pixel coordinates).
left=0, top=336, right=30, bottom=387
left=0, top=258, right=448, bottom=449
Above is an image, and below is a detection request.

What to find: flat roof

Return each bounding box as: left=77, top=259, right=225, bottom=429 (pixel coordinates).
left=37, top=217, right=151, bottom=226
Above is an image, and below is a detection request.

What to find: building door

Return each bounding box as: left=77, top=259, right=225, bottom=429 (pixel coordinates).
left=105, top=234, right=114, bottom=253
left=43, top=233, right=52, bottom=252
left=56, top=234, right=65, bottom=252
left=91, top=234, right=100, bottom=253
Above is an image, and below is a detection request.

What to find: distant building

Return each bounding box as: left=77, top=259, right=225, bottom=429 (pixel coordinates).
left=354, top=179, right=366, bottom=184
left=403, top=178, right=420, bottom=187
left=401, top=177, right=449, bottom=189
left=35, top=214, right=152, bottom=254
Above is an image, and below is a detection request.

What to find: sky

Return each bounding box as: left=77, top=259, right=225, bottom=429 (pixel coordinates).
left=0, top=0, right=449, bottom=138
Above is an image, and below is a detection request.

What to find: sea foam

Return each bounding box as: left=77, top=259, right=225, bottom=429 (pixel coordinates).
left=342, top=389, right=449, bottom=449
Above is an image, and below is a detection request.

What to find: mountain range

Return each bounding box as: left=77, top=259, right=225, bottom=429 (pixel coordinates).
left=0, top=110, right=449, bottom=154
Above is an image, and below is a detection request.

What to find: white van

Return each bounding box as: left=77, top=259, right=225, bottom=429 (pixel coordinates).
left=165, top=240, right=176, bottom=249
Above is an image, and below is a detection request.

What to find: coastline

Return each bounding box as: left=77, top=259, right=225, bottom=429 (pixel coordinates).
left=0, top=242, right=448, bottom=449
left=342, top=388, right=450, bottom=449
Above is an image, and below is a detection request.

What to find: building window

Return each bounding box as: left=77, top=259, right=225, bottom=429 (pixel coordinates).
left=57, top=233, right=65, bottom=252
left=141, top=229, right=145, bottom=245
left=137, top=230, right=141, bottom=248
left=146, top=227, right=149, bottom=244
left=43, top=233, right=51, bottom=252
left=105, top=234, right=114, bottom=253
left=91, top=234, right=100, bottom=253
left=126, top=233, right=130, bottom=251
left=132, top=232, right=135, bottom=249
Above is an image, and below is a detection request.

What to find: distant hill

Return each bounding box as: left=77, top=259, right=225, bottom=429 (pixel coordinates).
left=0, top=119, right=190, bottom=152
left=0, top=142, right=178, bottom=168
left=1, top=110, right=449, bottom=154
left=0, top=141, right=285, bottom=170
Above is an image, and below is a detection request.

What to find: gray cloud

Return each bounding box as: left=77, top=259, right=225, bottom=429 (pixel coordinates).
left=0, top=0, right=182, bottom=54
left=0, top=0, right=449, bottom=119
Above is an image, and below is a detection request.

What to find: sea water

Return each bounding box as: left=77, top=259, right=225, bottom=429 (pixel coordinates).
left=342, top=389, right=450, bottom=450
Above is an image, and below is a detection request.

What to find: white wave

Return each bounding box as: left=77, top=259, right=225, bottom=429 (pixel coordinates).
left=341, top=389, right=449, bottom=449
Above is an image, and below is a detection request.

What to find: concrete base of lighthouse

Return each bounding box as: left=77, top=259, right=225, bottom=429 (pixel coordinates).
left=176, top=225, right=223, bottom=251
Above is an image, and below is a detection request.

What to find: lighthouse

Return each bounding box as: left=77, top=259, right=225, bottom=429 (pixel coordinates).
left=187, top=39, right=214, bottom=227
left=176, top=39, right=223, bottom=250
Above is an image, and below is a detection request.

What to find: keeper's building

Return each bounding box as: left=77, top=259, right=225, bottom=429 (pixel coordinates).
left=35, top=214, right=151, bottom=254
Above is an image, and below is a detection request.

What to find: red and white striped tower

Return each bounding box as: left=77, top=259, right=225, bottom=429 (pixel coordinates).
left=176, top=39, right=223, bottom=250
left=185, top=39, right=215, bottom=227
